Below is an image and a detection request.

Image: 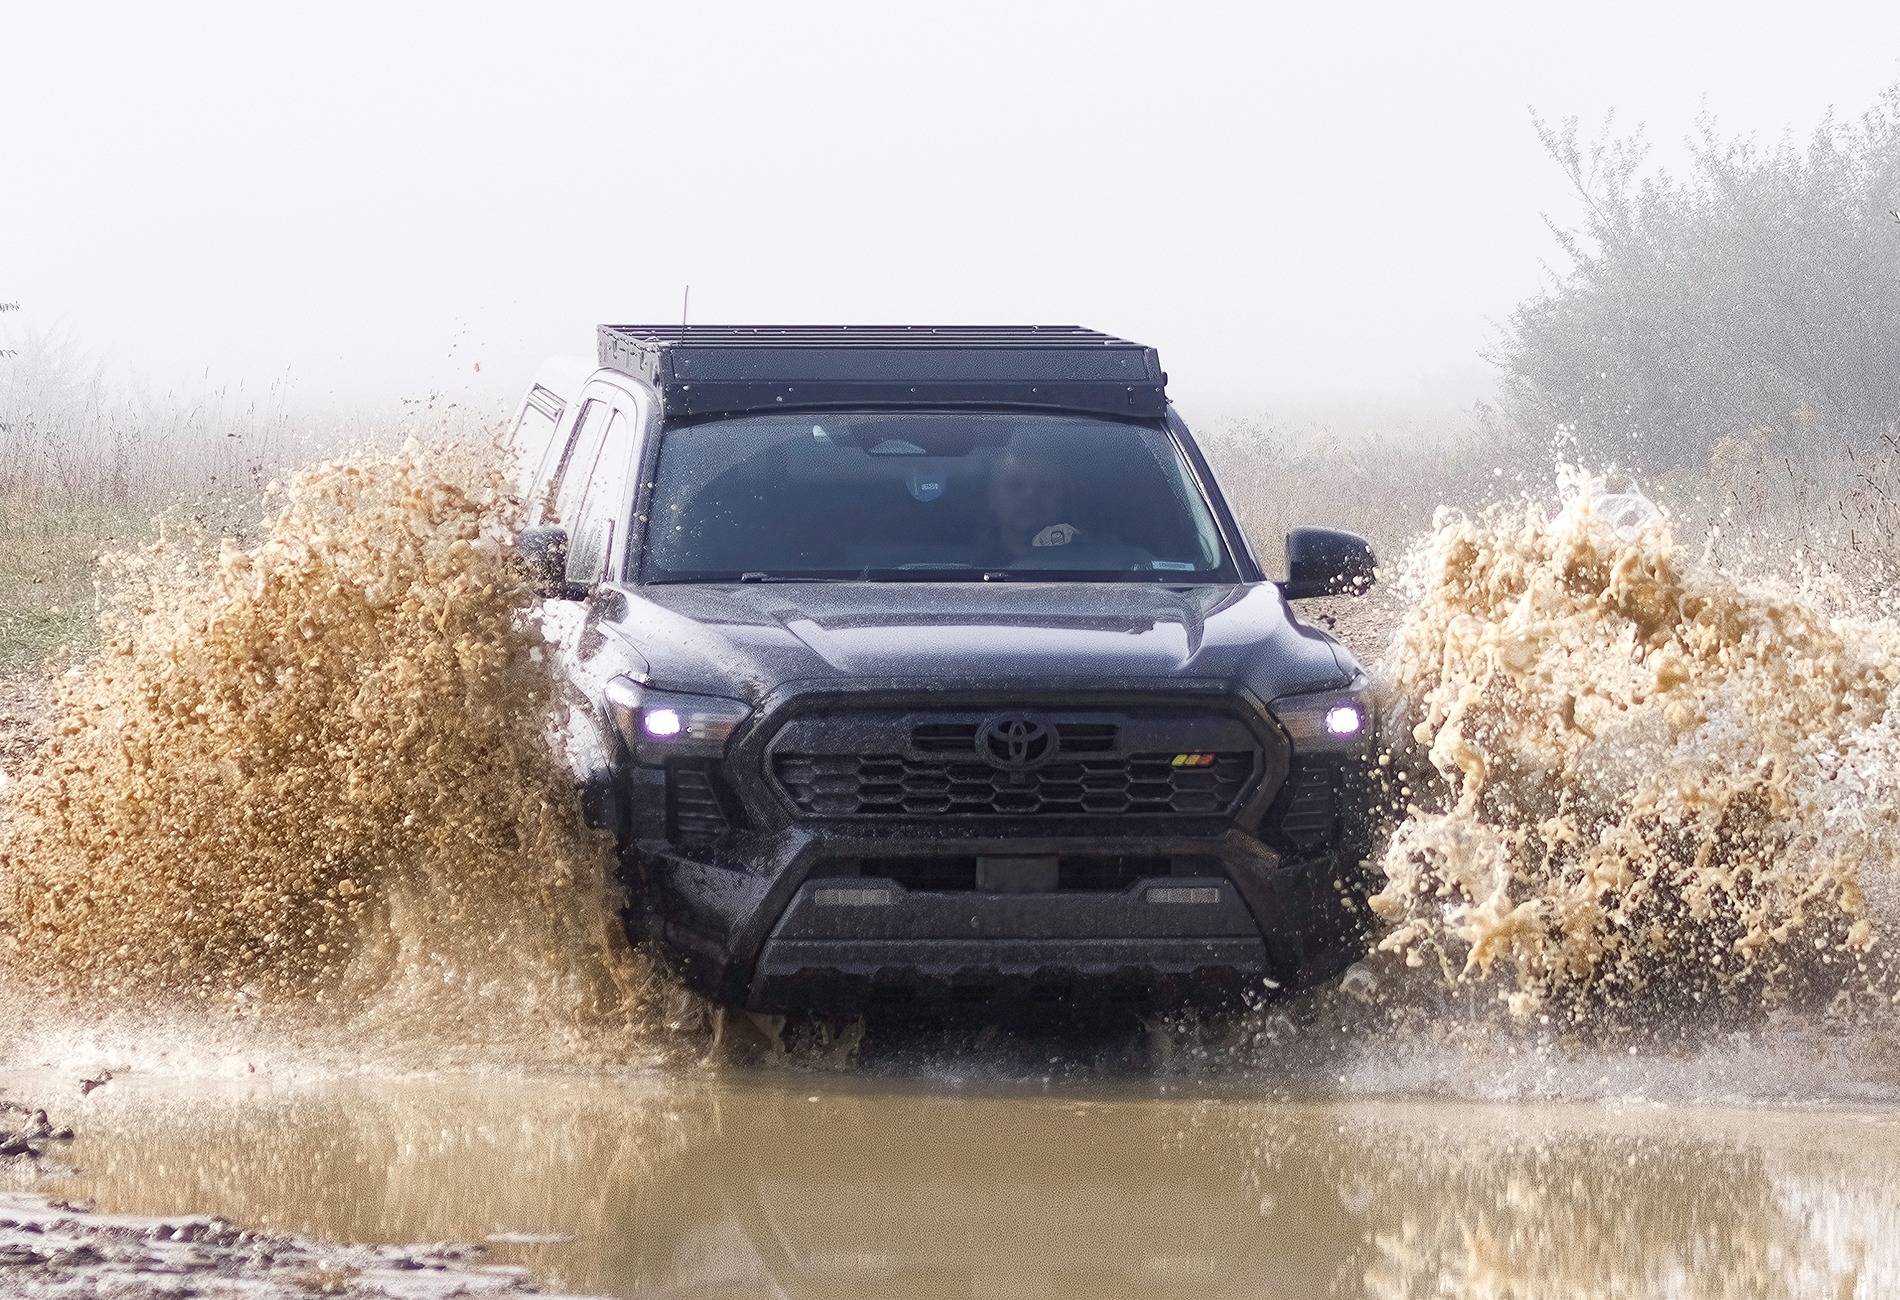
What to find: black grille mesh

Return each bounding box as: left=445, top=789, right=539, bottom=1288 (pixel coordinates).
left=772, top=751, right=1253, bottom=818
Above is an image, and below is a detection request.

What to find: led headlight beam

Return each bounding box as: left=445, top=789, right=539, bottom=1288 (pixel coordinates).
left=1270, top=682, right=1374, bottom=754
left=604, top=676, right=751, bottom=759
left=642, top=707, right=684, bottom=739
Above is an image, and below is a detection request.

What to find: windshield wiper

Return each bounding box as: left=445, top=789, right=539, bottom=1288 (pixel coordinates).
left=885, top=564, right=1020, bottom=582
left=654, top=568, right=1193, bottom=585
left=736, top=571, right=865, bottom=583
left=734, top=566, right=1018, bottom=583
left=723, top=569, right=1024, bottom=583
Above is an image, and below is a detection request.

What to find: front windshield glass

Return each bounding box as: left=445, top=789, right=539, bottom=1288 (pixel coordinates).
left=639, top=411, right=1234, bottom=583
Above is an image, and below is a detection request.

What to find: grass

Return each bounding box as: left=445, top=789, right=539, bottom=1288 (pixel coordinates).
left=0, top=346, right=415, bottom=675
left=0, top=478, right=291, bottom=676
left=0, top=492, right=150, bottom=673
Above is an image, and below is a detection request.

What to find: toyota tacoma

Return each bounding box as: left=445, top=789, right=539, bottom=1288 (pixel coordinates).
left=510, top=325, right=1378, bottom=1013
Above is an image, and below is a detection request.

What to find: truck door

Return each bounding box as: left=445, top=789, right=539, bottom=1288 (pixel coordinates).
left=547, top=380, right=657, bottom=821
left=534, top=382, right=656, bottom=794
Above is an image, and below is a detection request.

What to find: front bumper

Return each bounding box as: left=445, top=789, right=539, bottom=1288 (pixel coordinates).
left=752, top=873, right=1268, bottom=1012
left=622, top=682, right=1370, bottom=1011
left=636, top=824, right=1351, bottom=1011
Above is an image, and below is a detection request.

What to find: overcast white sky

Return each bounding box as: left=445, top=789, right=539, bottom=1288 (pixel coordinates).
left=3, top=0, right=1898, bottom=433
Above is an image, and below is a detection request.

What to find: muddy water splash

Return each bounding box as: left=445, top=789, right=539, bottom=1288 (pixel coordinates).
left=7, top=447, right=1899, bottom=1074
left=1368, top=468, right=1900, bottom=1022
left=0, top=440, right=661, bottom=1066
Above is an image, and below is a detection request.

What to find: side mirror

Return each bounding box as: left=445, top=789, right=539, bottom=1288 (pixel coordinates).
left=1282, top=526, right=1376, bottom=599
left=517, top=525, right=585, bottom=600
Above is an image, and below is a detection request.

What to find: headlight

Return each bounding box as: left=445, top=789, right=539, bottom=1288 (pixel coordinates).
left=604, top=676, right=752, bottom=760
left=1270, top=682, right=1375, bottom=754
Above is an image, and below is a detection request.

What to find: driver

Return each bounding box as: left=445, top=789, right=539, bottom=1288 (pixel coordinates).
left=984, top=440, right=1085, bottom=560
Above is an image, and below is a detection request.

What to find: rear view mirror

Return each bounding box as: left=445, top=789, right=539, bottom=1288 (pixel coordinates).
left=1282, top=527, right=1375, bottom=599
left=517, top=525, right=585, bottom=600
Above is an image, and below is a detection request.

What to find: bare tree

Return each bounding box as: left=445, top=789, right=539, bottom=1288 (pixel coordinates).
left=1497, top=86, right=1900, bottom=474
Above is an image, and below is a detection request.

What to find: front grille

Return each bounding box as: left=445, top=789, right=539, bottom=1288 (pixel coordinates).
left=911, top=720, right=1120, bottom=755
left=667, top=767, right=729, bottom=842
left=772, top=751, right=1254, bottom=818
left=1272, top=758, right=1337, bottom=848
left=768, top=705, right=1268, bottom=821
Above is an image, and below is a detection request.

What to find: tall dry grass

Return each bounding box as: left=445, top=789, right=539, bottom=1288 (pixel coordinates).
left=0, top=339, right=411, bottom=671
left=1197, top=417, right=1526, bottom=565
left=1200, top=415, right=1900, bottom=615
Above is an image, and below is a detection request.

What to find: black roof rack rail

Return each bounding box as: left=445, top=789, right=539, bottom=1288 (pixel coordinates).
left=597, top=324, right=1168, bottom=419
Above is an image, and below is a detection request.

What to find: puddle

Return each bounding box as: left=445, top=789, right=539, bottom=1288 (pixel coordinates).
left=3, top=1065, right=1895, bottom=1298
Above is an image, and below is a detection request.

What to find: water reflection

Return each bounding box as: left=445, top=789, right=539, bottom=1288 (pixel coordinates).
left=21, top=1068, right=1900, bottom=1298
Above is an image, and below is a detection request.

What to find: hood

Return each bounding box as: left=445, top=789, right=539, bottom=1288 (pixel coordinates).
left=605, top=581, right=1354, bottom=704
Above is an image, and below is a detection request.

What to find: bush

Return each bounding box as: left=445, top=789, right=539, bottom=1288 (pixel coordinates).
left=1497, top=87, right=1900, bottom=474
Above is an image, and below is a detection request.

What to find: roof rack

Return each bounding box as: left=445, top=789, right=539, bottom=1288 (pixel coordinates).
left=596, top=325, right=1168, bottom=419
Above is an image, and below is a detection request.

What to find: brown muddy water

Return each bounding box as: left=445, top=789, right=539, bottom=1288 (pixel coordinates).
left=3, top=1063, right=1898, bottom=1299
left=7, top=444, right=1900, bottom=1295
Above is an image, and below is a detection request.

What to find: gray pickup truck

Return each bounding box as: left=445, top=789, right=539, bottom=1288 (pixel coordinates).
left=509, top=325, right=1377, bottom=1013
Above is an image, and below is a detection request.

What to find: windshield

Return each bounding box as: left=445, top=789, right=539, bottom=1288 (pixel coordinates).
left=638, top=411, right=1235, bottom=583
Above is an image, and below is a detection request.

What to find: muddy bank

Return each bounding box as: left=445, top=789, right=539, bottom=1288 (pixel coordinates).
left=0, top=1190, right=570, bottom=1298
left=0, top=1088, right=585, bottom=1299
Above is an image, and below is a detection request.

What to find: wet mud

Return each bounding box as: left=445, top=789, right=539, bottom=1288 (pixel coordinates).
left=0, top=1187, right=559, bottom=1299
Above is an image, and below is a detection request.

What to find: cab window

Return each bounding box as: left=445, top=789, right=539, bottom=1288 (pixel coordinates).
left=565, top=410, right=633, bottom=583
left=539, top=400, right=611, bottom=527
left=512, top=387, right=565, bottom=494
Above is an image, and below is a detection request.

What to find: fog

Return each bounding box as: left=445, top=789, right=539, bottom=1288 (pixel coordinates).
left=3, top=0, right=1896, bottom=432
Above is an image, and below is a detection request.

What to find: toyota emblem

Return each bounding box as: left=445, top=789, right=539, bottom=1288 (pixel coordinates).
left=977, top=716, right=1057, bottom=771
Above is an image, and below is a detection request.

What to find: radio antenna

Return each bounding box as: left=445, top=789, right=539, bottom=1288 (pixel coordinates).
left=680, top=284, right=691, bottom=335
